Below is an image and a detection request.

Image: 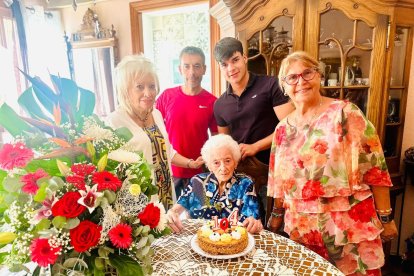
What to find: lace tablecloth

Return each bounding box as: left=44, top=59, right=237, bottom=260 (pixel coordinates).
left=151, top=219, right=344, bottom=276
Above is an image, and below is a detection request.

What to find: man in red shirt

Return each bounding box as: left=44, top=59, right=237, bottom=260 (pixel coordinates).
left=156, top=46, right=218, bottom=197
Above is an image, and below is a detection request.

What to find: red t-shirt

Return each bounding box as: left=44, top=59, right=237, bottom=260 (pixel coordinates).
left=156, top=86, right=218, bottom=178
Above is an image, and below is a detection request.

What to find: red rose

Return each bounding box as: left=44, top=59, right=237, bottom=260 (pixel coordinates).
left=311, top=139, right=328, bottom=154
left=138, top=203, right=161, bottom=229
left=363, top=167, right=392, bottom=186
left=275, top=125, right=287, bottom=146
left=348, top=197, right=376, bottom=223
left=302, top=180, right=325, bottom=200
left=52, top=191, right=86, bottom=218
left=70, top=220, right=101, bottom=252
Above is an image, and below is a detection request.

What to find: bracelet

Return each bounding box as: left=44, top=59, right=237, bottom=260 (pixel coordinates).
left=272, top=207, right=285, bottom=213
left=186, top=159, right=194, bottom=168
left=271, top=212, right=284, bottom=218
left=376, top=208, right=392, bottom=215
left=378, top=214, right=393, bottom=224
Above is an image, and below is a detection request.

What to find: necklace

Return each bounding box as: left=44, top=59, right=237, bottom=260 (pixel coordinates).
left=287, top=97, right=323, bottom=137
left=132, top=110, right=150, bottom=125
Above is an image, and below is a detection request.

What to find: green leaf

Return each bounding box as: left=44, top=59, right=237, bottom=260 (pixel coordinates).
left=0, top=170, right=6, bottom=188
left=0, top=103, right=34, bottom=136
left=65, top=218, right=80, bottom=229
left=52, top=216, right=67, bottom=228
left=36, top=218, right=51, bottom=231
left=320, top=175, right=330, bottom=184
left=3, top=176, right=24, bottom=193
left=109, top=254, right=143, bottom=276
left=0, top=251, right=10, bottom=264
left=18, top=87, right=52, bottom=122
left=32, top=265, right=41, bottom=276
left=63, top=257, right=88, bottom=269
left=76, top=87, right=95, bottom=121
left=115, top=127, right=133, bottom=141
left=33, top=182, right=49, bottom=202
left=26, top=159, right=61, bottom=176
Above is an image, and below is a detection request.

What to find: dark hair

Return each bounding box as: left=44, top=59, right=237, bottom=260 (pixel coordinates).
left=213, top=37, right=243, bottom=63
left=179, top=46, right=205, bottom=64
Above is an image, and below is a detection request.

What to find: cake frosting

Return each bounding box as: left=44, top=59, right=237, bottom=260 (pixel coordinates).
left=196, top=220, right=248, bottom=255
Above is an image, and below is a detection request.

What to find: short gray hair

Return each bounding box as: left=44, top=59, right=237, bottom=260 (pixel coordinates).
left=201, top=134, right=241, bottom=167
left=180, top=46, right=205, bottom=64
left=114, top=54, right=160, bottom=114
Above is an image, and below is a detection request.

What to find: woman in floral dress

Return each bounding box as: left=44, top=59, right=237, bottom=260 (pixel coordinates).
left=267, top=51, right=398, bottom=275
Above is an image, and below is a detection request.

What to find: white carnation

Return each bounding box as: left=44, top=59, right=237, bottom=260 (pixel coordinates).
left=108, top=149, right=141, bottom=164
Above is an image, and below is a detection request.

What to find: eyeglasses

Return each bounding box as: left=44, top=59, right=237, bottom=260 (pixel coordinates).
left=283, top=68, right=318, bottom=85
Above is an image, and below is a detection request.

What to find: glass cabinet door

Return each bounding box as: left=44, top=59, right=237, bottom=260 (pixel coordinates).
left=317, top=9, right=373, bottom=114
left=247, top=16, right=293, bottom=76
left=384, top=27, right=411, bottom=167
left=305, top=0, right=389, bottom=131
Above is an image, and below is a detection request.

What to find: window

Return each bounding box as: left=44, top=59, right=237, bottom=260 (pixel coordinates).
left=142, top=3, right=211, bottom=92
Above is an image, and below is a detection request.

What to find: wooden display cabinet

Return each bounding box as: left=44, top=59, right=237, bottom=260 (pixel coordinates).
left=211, top=0, right=414, bottom=178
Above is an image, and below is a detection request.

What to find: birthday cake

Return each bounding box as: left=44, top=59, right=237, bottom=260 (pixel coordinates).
left=196, top=218, right=248, bottom=255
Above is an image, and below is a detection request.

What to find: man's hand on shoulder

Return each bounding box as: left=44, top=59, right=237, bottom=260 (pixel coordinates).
left=239, top=143, right=259, bottom=160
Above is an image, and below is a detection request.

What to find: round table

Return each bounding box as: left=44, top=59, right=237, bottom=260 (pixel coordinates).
left=151, top=219, right=344, bottom=275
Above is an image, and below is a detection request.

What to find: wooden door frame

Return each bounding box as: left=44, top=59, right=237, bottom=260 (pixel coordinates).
left=129, top=0, right=220, bottom=94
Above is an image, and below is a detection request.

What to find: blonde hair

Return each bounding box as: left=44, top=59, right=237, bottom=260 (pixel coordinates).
left=114, top=54, right=160, bottom=114
left=201, top=134, right=241, bottom=168
left=278, top=51, right=319, bottom=89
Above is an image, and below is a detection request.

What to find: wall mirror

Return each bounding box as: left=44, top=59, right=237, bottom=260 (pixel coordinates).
left=66, top=8, right=118, bottom=117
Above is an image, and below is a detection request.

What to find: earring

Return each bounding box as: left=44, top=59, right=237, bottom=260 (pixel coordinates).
left=282, top=86, right=288, bottom=97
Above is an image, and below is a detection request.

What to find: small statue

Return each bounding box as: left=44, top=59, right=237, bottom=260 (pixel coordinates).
left=109, top=24, right=116, bottom=38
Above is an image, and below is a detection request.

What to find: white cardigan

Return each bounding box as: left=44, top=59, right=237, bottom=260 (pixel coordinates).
left=107, top=108, right=177, bottom=202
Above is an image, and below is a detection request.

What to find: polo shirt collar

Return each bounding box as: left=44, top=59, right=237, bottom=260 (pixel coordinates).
left=226, top=72, right=257, bottom=96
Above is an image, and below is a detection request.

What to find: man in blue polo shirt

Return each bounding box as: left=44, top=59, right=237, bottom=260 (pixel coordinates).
left=213, top=37, right=293, bottom=223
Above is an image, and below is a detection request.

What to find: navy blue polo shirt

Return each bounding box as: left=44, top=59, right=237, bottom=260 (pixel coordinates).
left=213, top=73, right=289, bottom=164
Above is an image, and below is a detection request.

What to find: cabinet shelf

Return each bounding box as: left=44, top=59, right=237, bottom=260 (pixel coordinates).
left=389, top=86, right=405, bottom=90
left=386, top=122, right=401, bottom=126
left=322, top=85, right=369, bottom=89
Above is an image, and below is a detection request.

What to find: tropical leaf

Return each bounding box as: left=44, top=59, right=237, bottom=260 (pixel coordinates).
left=0, top=103, right=34, bottom=136
left=37, top=146, right=90, bottom=160
left=22, top=116, right=66, bottom=138
left=19, top=70, right=57, bottom=112
left=77, top=87, right=95, bottom=119
left=18, top=87, right=53, bottom=122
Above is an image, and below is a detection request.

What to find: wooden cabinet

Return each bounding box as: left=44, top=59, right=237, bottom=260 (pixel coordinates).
left=211, top=0, right=414, bottom=176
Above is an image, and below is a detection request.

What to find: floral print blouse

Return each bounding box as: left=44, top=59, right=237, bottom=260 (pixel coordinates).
left=268, top=100, right=392, bottom=275
left=177, top=172, right=260, bottom=222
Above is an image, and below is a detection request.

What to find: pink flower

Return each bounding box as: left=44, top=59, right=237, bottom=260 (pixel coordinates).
left=109, top=223, right=133, bottom=249
left=0, top=142, right=33, bottom=170
left=30, top=238, right=61, bottom=267
left=78, top=184, right=103, bottom=213
left=21, top=169, right=49, bottom=195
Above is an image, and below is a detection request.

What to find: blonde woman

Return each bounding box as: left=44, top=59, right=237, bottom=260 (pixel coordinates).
left=108, top=55, right=203, bottom=210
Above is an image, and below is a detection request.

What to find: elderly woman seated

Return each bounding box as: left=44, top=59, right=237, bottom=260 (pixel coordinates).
left=167, top=134, right=263, bottom=234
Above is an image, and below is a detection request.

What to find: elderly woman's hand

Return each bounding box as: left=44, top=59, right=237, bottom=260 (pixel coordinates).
left=267, top=216, right=283, bottom=234
left=242, top=217, right=263, bottom=233
left=381, top=220, right=398, bottom=242
left=166, top=208, right=184, bottom=234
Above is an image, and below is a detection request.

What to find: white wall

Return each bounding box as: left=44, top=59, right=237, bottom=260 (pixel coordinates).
left=59, top=0, right=134, bottom=59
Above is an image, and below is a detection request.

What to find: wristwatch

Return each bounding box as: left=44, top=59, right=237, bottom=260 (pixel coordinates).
left=378, top=214, right=392, bottom=224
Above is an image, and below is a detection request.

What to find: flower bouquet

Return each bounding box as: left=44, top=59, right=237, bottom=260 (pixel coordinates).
left=0, top=74, right=170, bottom=275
